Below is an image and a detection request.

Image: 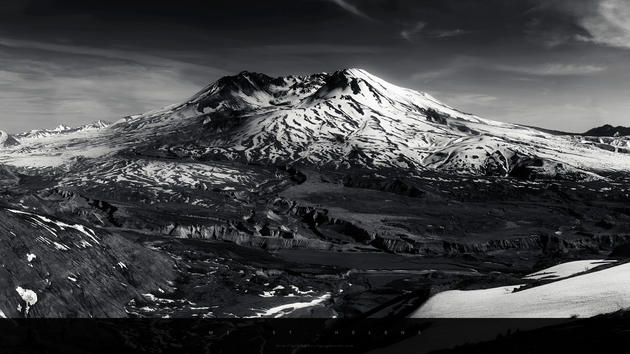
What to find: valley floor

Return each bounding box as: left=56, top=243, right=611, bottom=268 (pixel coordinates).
left=1, top=158, right=630, bottom=319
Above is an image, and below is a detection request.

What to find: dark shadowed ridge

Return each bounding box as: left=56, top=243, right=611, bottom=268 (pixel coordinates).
left=584, top=124, right=630, bottom=137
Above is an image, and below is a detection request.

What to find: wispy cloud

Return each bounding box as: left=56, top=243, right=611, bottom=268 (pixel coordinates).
left=412, top=57, right=606, bottom=83
left=496, top=63, right=606, bottom=76
left=328, top=0, right=374, bottom=21
left=410, top=56, right=482, bottom=82
left=428, top=29, right=472, bottom=38
left=427, top=91, right=499, bottom=113
left=400, top=22, right=427, bottom=42
left=0, top=37, right=226, bottom=133
left=254, top=43, right=380, bottom=55
left=411, top=67, right=457, bottom=82
left=0, top=36, right=227, bottom=76
left=577, top=0, right=630, bottom=48
left=445, top=93, right=498, bottom=105
left=530, top=0, right=630, bottom=49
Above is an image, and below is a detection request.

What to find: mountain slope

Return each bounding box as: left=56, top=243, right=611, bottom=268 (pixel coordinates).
left=0, top=207, right=175, bottom=317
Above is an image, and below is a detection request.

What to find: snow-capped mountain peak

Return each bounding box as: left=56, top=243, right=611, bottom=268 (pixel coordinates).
left=2, top=69, right=630, bottom=180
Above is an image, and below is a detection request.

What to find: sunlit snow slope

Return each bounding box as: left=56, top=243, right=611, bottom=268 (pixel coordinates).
left=411, top=259, right=628, bottom=318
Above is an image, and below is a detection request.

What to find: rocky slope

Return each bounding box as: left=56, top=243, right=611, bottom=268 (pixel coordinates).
left=584, top=124, right=630, bottom=137
left=0, top=206, right=175, bottom=317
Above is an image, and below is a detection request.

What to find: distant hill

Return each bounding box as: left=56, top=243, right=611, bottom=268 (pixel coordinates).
left=584, top=124, right=630, bottom=137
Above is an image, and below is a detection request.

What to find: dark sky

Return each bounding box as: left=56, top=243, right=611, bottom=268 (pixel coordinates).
left=1, top=0, right=630, bottom=133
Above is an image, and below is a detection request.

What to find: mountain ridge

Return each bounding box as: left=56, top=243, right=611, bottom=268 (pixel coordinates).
left=584, top=124, right=630, bottom=137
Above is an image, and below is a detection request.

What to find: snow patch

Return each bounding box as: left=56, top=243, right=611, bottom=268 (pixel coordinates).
left=412, top=261, right=630, bottom=318
left=15, top=287, right=37, bottom=316
left=248, top=293, right=331, bottom=318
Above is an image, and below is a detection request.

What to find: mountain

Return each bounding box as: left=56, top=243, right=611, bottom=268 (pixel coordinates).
left=111, top=68, right=619, bottom=180
left=584, top=124, right=630, bottom=137
left=1, top=69, right=630, bottom=320
left=3, top=69, right=629, bottom=180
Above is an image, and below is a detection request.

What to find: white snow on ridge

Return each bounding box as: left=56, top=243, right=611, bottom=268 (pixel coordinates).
left=15, top=121, right=110, bottom=140
left=524, top=259, right=617, bottom=280
left=412, top=261, right=630, bottom=318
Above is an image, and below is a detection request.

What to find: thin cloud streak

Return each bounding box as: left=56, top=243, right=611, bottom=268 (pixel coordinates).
left=329, top=0, right=374, bottom=21
left=400, top=22, right=427, bottom=42
left=0, top=37, right=228, bottom=76
left=411, top=57, right=607, bottom=83
left=496, top=63, right=606, bottom=76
